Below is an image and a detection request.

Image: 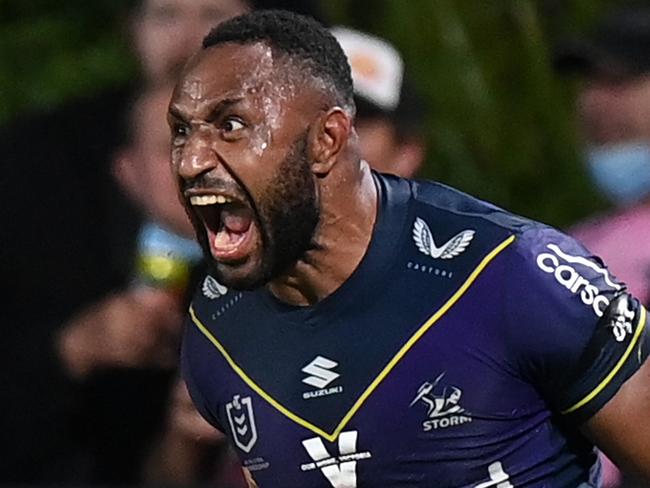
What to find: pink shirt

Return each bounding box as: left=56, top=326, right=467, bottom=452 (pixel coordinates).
left=572, top=204, right=650, bottom=487
left=571, top=202, right=650, bottom=304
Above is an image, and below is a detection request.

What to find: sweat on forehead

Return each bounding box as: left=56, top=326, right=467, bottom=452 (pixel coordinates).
left=186, top=42, right=339, bottom=106
left=200, top=9, right=355, bottom=110
left=177, top=42, right=316, bottom=107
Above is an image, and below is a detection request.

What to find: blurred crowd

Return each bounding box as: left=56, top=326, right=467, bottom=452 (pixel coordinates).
left=1, top=1, right=649, bottom=487
left=555, top=7, right=650, bottom=487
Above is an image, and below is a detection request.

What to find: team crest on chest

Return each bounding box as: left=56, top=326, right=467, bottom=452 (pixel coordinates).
left=412, top=217, right=475, bottom=260
left=226, top=394, right=258, bottom=453
left=410, top=373, right=473, bottom=431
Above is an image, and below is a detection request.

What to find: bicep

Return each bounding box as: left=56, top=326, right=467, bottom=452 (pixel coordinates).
left=581, top=357, right=650, bottom=479
left=504, top=229, right=647, bottom=419
left=505, top=228, right=650, bottom=476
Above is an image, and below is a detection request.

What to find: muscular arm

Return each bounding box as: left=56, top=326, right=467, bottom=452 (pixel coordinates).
left=503, top=228, right=650, bottom=478
left=581, top=358, right=650, bottom=479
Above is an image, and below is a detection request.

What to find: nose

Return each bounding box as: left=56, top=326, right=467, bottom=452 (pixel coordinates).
left=176, top=128, right=221, bottom=181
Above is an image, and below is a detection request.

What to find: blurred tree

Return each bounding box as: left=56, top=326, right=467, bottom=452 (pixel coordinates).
left=0, top=0, right=135, bottom=122
left=325, top=0, right=615, bottom=227
left=1, top=0, right=619, bottom=226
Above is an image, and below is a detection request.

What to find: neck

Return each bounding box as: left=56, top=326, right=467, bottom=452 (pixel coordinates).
left=267, top=162, right=378, bottom=306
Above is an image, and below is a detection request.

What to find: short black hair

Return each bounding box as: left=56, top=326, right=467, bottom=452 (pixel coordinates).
left=202, top=9, right=354, bottom=109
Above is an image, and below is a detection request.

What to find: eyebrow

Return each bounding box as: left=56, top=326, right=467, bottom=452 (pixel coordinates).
left=169, top=97, right=243, bottom=122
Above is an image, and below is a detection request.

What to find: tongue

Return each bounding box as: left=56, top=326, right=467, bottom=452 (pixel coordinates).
left=211, top=206, right=254, bottom=255
left=222, top=208, right=252, bottom=234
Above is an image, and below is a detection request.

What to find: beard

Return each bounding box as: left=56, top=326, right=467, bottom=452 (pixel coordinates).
left=196, top=131, right=320, bottom=290
left=254, top=132, right=320, bottom=285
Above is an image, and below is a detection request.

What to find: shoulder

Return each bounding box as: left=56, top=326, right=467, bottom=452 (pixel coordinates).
left=188, top=274, right=242, bottom=317
left=381, top=175, right=544, bottom=262
left=395, top=175, right=619, bottom=272
left=398, top=176, right=538, bottom=236
left=182, top=273, right=245, bottom=386
left=506, top=224, right=624, bottom=315
left=376, top=173, right=585, bottom=285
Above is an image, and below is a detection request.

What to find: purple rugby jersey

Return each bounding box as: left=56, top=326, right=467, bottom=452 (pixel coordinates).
left=182, top=173, right=648, bottom=488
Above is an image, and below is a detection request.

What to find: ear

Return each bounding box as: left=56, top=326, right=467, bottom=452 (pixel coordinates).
left=310, top=107, right=353, bottom=176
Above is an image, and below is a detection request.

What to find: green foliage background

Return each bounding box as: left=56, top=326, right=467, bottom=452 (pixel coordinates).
left=1, top=0, right=617, bottom=227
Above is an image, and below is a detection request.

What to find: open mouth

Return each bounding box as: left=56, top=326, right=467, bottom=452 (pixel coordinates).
left=187, top=192, right=260, bottom=263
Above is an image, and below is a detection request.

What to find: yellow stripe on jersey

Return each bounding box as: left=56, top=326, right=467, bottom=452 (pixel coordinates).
left=190, top=234, right=516, bottom=442
left=189, top=306, right=335, bottom=440
left=331, top=234, right=516, bottom=439
left=562, top=305, right=647, bottom=415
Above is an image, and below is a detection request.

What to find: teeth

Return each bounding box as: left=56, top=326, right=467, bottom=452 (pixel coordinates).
left=190, top=195, right=217, bottom=206
left=189, top=195, right=233, bottom=206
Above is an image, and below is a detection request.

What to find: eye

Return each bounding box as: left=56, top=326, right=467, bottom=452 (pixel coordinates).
left=222, top=117, right=245, bottom=133
left=173, top=123, right=189, bottom=138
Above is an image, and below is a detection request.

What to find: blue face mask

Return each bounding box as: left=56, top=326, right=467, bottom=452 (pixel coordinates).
left=586, top=143, right=650, bottom=207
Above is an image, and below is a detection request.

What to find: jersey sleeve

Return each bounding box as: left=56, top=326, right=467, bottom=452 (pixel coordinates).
left=181, top=316, right=225, bottom=433
left=503, top=225, right=648, bottom=423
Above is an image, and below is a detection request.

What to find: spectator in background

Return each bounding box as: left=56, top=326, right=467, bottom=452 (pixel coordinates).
left=0, top=0, right=322, bottom=484
left=102, top=82, right=248, bottom=486
left=116, top=82, right=248, bottom=487
left=557, top=6, right=650, bottom=305
left=59, top=83, right=201, bottom=381
left=132, top=0, right=254, bottom=84
left=56, top=81, right=209, bottom=484
left=332, top=26, right=427, bottom=178
left=144, top=378, right=246, bottom=487
left=555, top=6, right=650, bottom=487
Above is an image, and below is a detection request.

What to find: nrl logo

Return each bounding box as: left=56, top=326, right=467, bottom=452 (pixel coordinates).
left=412, top=217, right=475, bottom=260
left=202, top=275, right=228, bottom=299
left=226, top=395, right=258, bottom=453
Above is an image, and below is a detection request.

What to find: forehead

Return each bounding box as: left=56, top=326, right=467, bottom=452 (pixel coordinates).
left=173, top=43, right=289, bottom=109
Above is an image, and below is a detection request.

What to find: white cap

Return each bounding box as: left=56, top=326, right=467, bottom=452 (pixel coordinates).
left=331, top=26, right=404, bottom=111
